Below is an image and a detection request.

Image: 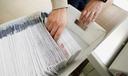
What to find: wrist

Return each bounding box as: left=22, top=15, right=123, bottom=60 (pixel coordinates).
left=52, top=7, right=67, bottom=13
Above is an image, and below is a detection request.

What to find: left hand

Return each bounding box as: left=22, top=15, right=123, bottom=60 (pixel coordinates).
left=79, top=0, right=105, bottom=27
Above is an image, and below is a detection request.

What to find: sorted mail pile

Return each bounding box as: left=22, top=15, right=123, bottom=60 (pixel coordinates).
left=0, top=12, right=81, bottom=76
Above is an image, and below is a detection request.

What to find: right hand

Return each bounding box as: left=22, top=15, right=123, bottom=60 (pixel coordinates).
left=46, top=8, right=67, bottom=41
left=79, top=0, right=104, bottom=27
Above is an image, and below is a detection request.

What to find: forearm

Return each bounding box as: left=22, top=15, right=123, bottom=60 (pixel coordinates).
left=51, top=0, right=68, bottom=10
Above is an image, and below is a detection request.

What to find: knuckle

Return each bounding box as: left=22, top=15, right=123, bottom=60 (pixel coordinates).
left=56, top=32, right=60, bottom=37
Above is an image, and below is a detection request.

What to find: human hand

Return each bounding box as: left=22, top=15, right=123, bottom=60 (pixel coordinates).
left=79, top=0, right=105, bottom=28
left=46, top=8, right=67, bottom=41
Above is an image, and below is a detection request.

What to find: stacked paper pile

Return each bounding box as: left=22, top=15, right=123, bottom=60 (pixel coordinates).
left=0, top=12, right=81, bottom=76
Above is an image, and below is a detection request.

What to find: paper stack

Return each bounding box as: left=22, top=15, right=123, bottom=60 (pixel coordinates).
left=0, top=12, right=81, bottom=76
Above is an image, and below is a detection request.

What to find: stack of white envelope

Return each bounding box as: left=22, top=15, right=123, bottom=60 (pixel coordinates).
left=0, top=12, right=81, bottom=76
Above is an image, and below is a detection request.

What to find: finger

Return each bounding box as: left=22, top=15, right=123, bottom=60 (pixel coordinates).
left=50, top=24, right=59, bottom=37
left=46, top=16, right=56, bottom=32
left=87, top=11, right=95, bottom=23
left=81, top=11, right=91, bottom=24
left=46, top=17, right=52, bottom=30
left=48, top=23, right=53, bottom=32
left=54, top=26, right=64, bottom=41
left=79, top=10, right=87, bottom=21
left=46, top=22, right=53, bottom=32
left=92, top=12, right=98, bottom=22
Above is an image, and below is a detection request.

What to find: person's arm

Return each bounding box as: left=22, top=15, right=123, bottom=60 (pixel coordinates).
left=79, top=0, right=113, bottom=29
left=46, top=0, right=68, bottom=41
left=51, top=0, right=68, bottom=10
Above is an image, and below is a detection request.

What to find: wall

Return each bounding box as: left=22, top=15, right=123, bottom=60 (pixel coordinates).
left=0, top=0, right=52, bottom=24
